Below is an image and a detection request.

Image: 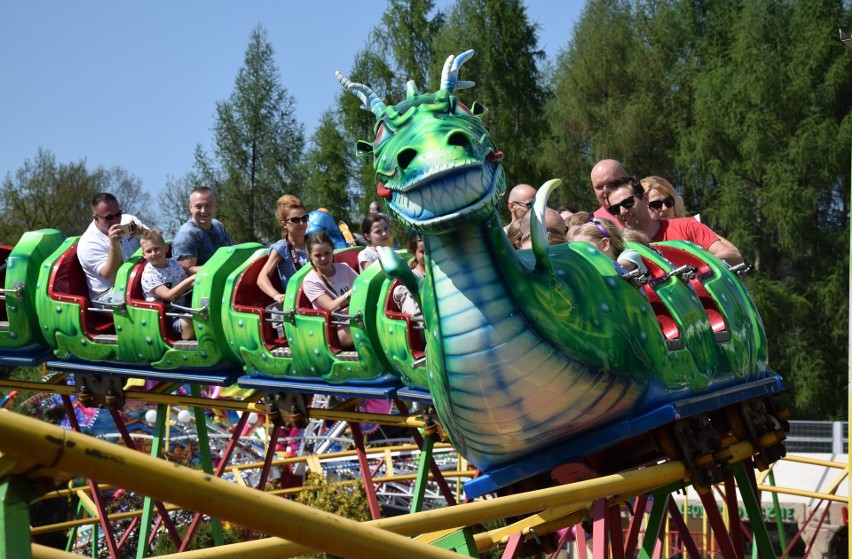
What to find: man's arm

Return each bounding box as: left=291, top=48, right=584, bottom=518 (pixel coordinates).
left=707, top=238, right=744, bottom=266
left=177, top=256, right=201, bottom=275
left=97, top=226, right=127, bottom=283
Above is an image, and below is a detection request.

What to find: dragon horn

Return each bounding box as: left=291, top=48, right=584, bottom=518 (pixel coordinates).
left=441, top=49, right=476, bottom=94
left=335, top=71, right=386, bottom=118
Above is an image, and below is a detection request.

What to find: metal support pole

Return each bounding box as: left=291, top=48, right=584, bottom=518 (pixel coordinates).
left=0, top=477, right=33, bottom=559
left=623, top=494, right=647, bottom=557
left=592, top=498, right=610, bottom=559
left=607, top=501, right=625, bottom=559
left=410, top=428, right=434, bottom=514
left=638, top=489, right=669, bottom=559
left=723, top=477, right=745, bottom=559
left=350, top=421, right=382, bottom=519
left=665, top=497, right=703, bottom=559
left=61, top=394, right=120, bottom=558
left=108, top=408, right=180, bottom=549
left=137, top=402, right=168, bottom=559
left=733, top=463, right=776, bottom=559
left=394, top=399, right=457, bottom=506
left=177, top=385, right=224, bottom=550
left=698, top=488, right=740, bottom=559
left=766, top=471, right=787, bottom=553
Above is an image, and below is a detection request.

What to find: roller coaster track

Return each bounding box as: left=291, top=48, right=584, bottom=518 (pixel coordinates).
left=1, top=359, right=844, bottom=559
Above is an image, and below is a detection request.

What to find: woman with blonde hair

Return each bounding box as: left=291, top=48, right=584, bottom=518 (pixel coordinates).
left=258, top=194, right=310, bottom=303
left=569, top=216, right=647, bottom=275
left=640, top=176, right=685, bottom=220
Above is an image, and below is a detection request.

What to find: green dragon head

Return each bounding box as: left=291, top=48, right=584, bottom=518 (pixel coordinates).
left=337, top=50, right=506, bottom=234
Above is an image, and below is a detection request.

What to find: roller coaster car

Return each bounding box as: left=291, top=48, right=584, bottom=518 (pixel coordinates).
left=281, top=247, right=399, bottom=385
left=374, top=276, right=428, bottom=389
left=0, top=229, right=66, bottom=351
left=36, top=237, right=122, bottom=361
left=116, top=242, right=263, bottom=369
left=654, top=241, right=767, bottom=380
left=221, top=247, right=297, bottom=377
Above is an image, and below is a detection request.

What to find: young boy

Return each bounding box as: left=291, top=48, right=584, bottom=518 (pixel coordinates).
left=139, top=228, right=196, bottom=340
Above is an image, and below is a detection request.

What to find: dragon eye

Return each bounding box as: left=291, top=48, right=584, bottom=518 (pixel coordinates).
left=454, top=100, right=473, bottom=115
left=374, top=122, right=393, bottom=147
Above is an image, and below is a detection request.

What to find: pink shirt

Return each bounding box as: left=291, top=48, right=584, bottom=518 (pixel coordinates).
left=302, top=263, right=358, bottom=310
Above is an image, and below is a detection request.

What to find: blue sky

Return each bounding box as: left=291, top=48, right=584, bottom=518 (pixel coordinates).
left=0, top=1, right=584, bottom=206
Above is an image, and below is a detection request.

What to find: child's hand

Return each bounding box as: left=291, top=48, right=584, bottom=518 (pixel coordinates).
left=273, top=293, right=285, bottom=303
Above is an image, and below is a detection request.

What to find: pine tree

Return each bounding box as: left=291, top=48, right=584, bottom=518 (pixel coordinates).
left=195, top=24, right=306, bottom=244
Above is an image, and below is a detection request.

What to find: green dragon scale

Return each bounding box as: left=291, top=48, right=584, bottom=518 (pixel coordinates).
left=338, top=50, right=769, bottom=471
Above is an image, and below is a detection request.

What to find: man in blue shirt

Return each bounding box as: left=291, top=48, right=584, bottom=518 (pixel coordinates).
left=172, top=186, right=233, bottom=274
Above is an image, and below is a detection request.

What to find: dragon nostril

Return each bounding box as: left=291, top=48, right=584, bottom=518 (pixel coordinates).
left=448, top=132, right=470, bottom=149
left=397, top=148, right=417, bottom=170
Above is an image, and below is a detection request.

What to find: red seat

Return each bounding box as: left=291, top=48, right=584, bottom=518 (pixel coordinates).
left=653, top=245, right=728, bottom=334
left=48, top=244, right=115, bottom=338
left=385, top=280, right=426, bottom=360
left=640, top=256, right=682, bottom=343
left=232, top=256, right=287, bottom=349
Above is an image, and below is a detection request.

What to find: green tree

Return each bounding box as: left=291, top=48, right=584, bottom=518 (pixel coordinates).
left=338, top=48, right=397, bottom=218
left=302, top=110, right=354, bottom=224
left=0, top=147, right=152, bottom=241
left=195, top=24, right=306, bottom=244
left=432, top=0, right=548, bottom=187
left=677, top=0, right=852, bottom=419
left=295, top=472, right=371, bottom=559
left=158, top=173, right=195, bottom=238
left=378, top=0, right=445, bottom=89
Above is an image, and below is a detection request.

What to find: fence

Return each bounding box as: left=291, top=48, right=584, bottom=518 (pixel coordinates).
left=784, top=421, right=848, bottom=454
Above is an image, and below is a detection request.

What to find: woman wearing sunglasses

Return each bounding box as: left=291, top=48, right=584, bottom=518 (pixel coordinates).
left=640, top=176, right=685, bottom=220
left=258, top=194, right=310, bottom=304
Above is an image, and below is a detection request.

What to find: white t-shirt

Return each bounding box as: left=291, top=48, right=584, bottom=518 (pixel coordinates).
left=77, top=214, right=145, bottom=299
left=302, top=264, right=358, bottom=310
left=141, top=258, right=189, bottom=303
left=357, top=246, right=379, bottom=270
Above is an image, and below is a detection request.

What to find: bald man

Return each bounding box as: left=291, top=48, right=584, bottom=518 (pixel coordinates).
left=590, top=159, right=632, bottom=228
left=516, top=207, right=568, bottom=249
left=504, top=183, right=537, bottom=233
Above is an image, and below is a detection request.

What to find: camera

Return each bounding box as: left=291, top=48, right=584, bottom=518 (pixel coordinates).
left=118, top=222, right=137, bottom=236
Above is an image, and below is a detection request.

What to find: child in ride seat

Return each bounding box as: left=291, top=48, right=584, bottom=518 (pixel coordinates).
left=357, top=213, right=391, bottom=271
left=392, top=235, right=426, bottom=317
left=567, top=215, right=648, bottom=277
left=139, top=229, right=196, bottom=340
left=303, top=231, right=358, bottom=349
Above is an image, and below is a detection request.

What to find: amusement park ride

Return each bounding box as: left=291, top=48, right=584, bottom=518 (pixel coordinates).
left=0, top=49, right=833, bottom=558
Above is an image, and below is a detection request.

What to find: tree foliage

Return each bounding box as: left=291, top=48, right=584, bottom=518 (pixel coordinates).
left=544, top=0, right=852, bottom=419
left=302, top=110, right=353, bottom=224
left=195, top=24, right=306, bottom=244
left=0, top=147, right=152, bottom=242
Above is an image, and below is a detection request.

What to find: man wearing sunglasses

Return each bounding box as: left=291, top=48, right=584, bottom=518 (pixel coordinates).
left=504, top=183, right=537, bottom=233
left=173, top=186, right=233, bottom=274
left=604, top=179, right=744, bottom=266
left=78, top=192, right=148, bottom=302
left=590, top=159, right=632, bottom=227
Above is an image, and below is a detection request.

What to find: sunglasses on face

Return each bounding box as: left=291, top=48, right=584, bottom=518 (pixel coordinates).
left=648, top=196, right=675, bottom=211
left=287, top=216, right=310, bottom=224
left=509, top=200, right=534, bottom=209
left=95, top=210, right=123, bottom=221
left=607, top=195, right=636, bottom=216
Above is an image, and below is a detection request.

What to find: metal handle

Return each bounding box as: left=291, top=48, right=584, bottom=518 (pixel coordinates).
left=0, top=282, right=24, bottom=301
left=331, top=310, right=364, bottom=329
left=669, top=264, right=697, bottom=281
left=727, top=263, right=751, bottom=275
left=265, top=303, right=295, bottom=324
left=621, top=269, right=648, bottom=287
left=170, top=297, right=209, bottom=321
